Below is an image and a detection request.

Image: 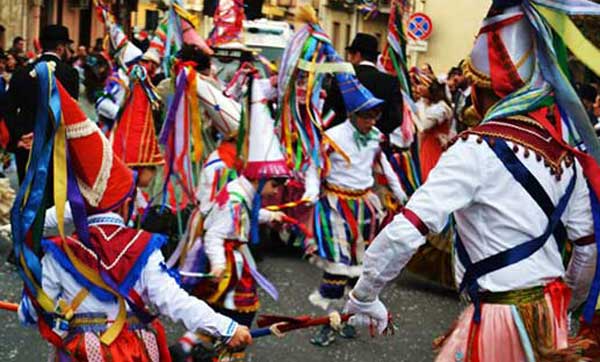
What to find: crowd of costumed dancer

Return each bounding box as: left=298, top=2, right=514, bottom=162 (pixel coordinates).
left=4, top=0, right=600, bottom=361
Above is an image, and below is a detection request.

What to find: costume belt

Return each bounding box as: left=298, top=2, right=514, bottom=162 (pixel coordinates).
left=324, top=183, right=371, bottom=198
left=69, top=312, right=146, bottom=334
left=479, top=285, right=546, bottom=305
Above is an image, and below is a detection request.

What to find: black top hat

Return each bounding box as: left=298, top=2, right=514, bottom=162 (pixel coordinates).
left=40, top=25, right=73, bottom=44
left=346, top=33, right=379, bottom=56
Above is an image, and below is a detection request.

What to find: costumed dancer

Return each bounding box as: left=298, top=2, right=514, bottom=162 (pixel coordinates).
left=345, top=2, right=600, bottom=361
left=302, top=88, right=407, bottom=346
left=94, top=9, right=145, bottom=130
left=163, top=45, right=244, bottom=270
left=13, top=63, right=252, bottom=361
left=171, top=77, right=289, bottom=361
left=109, top=60, right=165, bottom=222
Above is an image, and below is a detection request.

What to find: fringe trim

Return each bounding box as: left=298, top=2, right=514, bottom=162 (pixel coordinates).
left=77, top=134, right=113, bottom=207
left=66, top=120, right=99, bottom=139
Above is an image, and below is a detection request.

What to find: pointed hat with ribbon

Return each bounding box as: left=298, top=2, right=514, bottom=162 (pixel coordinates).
left=59, top=82, right=135, bottom=212
left=108, top=22, right=143, bottom=68
left=242, top=78, right=291, bottom=180
left=142, top=22, right=167, bottom=65
left=196, top=75, right=241, bottom=139
left=464, top=5, right=537, bottom=98
left=111, top=80, right=165, bottom=168
left=207, top=0, right=246, bottom=49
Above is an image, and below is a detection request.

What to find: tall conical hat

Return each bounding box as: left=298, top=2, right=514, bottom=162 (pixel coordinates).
left=142, top=22, right=167, bottom=65
left=108, top=22, right=143, bottom=67
left=196, top=75, right=240, bottom=139
left=336, top=73, right=384, bottom=114
left=58, top=82, right=135, bottom=212
left=111, top=82, right=165, bottom=167
left=243, top=78, right=290, bottom=180
left=181, top=19, right=214, bottom=55
left=207, top=0, right=246, bottom=49
left=464, top=5, right=536, bottom=98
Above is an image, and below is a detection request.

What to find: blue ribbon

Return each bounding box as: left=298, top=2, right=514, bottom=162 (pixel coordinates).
left=456, top=137, right=576, bottom=323
left=583, top=188, right=600, bottom=322
left=250, top=178, right=266, bottom=245
left=11, top=63, right=61, bottom=285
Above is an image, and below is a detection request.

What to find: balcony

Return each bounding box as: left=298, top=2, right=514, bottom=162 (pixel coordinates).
left=326, top=0, right=356, bottom=13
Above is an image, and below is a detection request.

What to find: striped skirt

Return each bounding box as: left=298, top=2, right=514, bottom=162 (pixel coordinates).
left=310, top=183, right=385, bottom=278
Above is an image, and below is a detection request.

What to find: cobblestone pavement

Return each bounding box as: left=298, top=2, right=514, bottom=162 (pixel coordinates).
left=0, top=243, right=461, bottom=362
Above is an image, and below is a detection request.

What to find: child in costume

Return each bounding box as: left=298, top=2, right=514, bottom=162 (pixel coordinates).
left=172, top=77, right=289, bottom=361
left=14, top=65, right=252, bottom=361
left=303, top=82, right=407, bottom=346
left=345, top=3, right=600, bottom=361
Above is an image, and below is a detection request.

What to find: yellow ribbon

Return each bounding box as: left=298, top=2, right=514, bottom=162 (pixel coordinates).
left=53, top=117, right=67, bottom=239
left=19, top=254, right=55, bottom=313
left=303, top=45, right=351, bottom=165
left=265, top=198, right=311, bottom=211
left=535, top=4, right=600, bottom=77
left=188, top=69, right=203, bottom=162
left=173, top=3, right=199, bottom=29
left=62, top=241, right=128, bottom=345
left=297, top=59, right=355, bottom=75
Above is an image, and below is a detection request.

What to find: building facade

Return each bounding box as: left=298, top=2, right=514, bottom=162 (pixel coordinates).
left=318, top=0, right=490, bottom=75
left=1, top=0, right=105, bottom=51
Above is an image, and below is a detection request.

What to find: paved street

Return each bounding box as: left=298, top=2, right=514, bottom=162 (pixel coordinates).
left=0, top=243, right=461, bottom=361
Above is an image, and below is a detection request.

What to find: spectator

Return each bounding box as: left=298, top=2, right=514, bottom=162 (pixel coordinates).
left=323, top=33, right=403, bottom=135
left=92, top=37, right=104, bottom=53
left=447, top=62, right=473, bottom=132
left=8, top=36, right=25, bottom=58
left=578, top=84, right=598, bottom=127
left=0, top=52, right=8, bottom=92
left=5, top=24, right=79, bottom=184
left=0, top=25, right=5, bottom=52
left=4, top=53, right=16, bottom=73
left=72, top=45, right=87, bottom=69
left=413, top=71, right=453, bottom=181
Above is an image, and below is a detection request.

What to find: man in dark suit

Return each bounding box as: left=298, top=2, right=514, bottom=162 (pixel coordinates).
left=324, top=33, right=403, bottom=135
left=5, top=25, right=79, bottom=183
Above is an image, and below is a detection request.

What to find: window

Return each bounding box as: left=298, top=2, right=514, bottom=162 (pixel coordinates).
left=332, top=22, right=340, bottom=52
left=345, top=23, right=351, bottom=49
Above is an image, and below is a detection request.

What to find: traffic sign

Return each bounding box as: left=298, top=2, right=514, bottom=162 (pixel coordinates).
left=407, top=13, right=433, bottom=41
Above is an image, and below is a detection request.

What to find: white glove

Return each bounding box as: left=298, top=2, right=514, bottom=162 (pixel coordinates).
left=344, top=291, right=389, bottom=336
left=268, top=211, right=286, bottom=223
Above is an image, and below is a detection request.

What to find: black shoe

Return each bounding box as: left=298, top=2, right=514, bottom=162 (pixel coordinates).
left=190, top=342, right=216, bottom=362
left=310, top=325, right=336, bottom=347
left=169, top=344, right=190, bottom=362
left=338, top=323, right=357, bottom=339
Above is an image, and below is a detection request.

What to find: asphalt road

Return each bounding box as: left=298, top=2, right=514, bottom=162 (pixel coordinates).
left=0, top=243, right=461, bottom=362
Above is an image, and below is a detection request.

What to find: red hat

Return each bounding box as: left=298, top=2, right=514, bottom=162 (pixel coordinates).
left=111, top=82, right=164, bottom=167
left=59, top=82, right=135, bottom=213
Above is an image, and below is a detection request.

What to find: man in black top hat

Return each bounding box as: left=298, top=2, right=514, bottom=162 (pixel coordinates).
left=5, top=24, right=79, bottom=184
left=324, top=33, right=403, bottom=135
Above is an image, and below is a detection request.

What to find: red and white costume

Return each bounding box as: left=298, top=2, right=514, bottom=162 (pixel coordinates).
left=347, top=5, right=598, bottom=362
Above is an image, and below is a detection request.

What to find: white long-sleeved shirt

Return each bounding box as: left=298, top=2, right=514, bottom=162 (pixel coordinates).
left=41, top=214, right=237, bottom=339
left=203, top=176, right=277, bottom=269
left=304, top=120, right=407, bottom=203
left=353, top=135, right=596, bottom=307
left=415, top=100, right=453, bottom=133
left=195, top=146, right=237, bottom=215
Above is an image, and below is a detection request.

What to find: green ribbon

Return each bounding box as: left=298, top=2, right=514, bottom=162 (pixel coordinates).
left=353, top=128, right=379, bottom=149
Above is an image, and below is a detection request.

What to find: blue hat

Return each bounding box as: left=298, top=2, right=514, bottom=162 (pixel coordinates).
left=335, top=73, right=384, bottom=114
